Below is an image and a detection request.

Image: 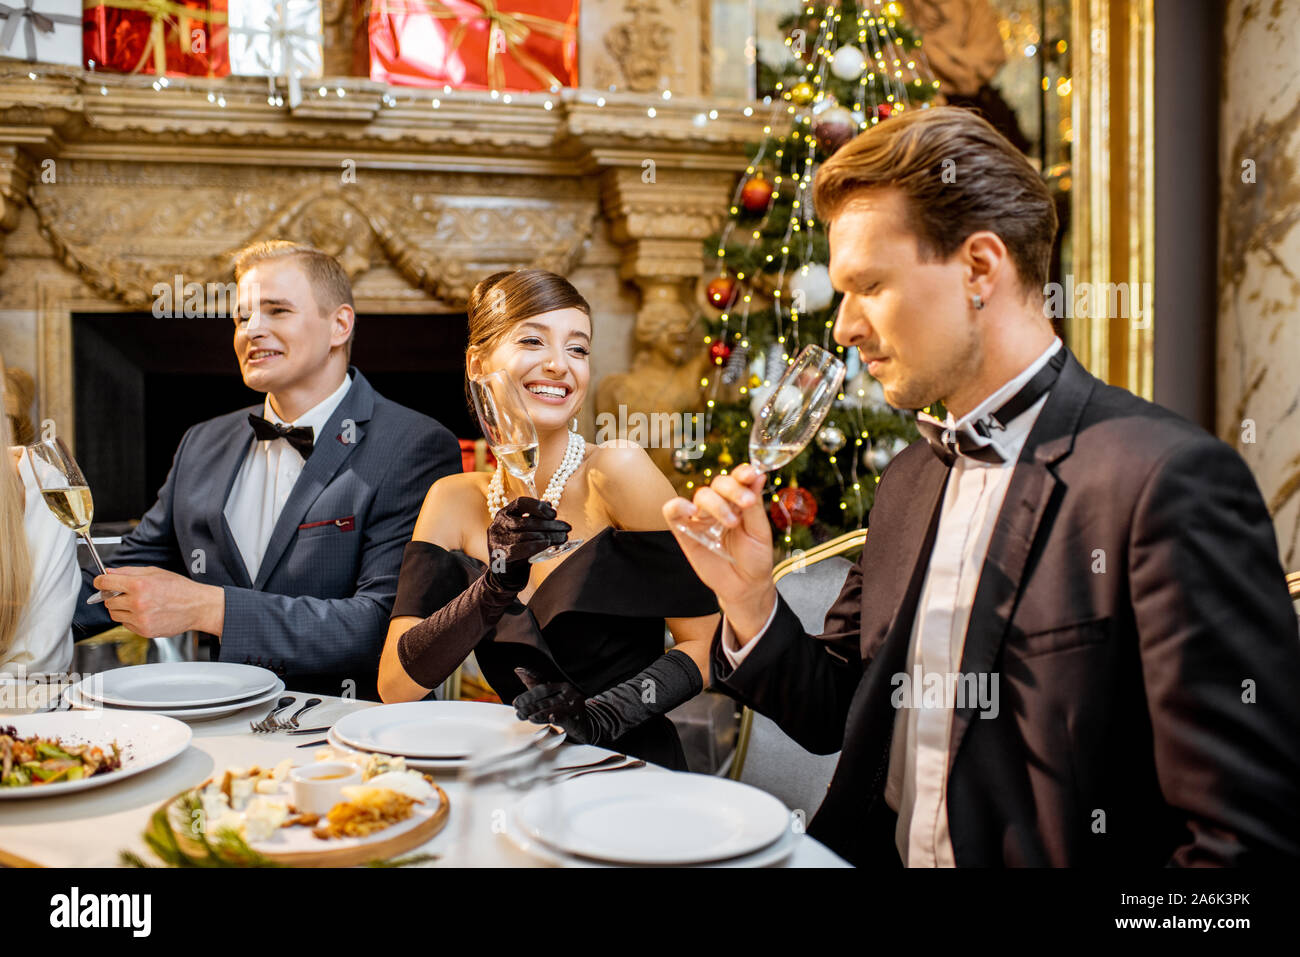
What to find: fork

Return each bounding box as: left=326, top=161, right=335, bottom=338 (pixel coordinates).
left=250, top=696, right=295, bottom=733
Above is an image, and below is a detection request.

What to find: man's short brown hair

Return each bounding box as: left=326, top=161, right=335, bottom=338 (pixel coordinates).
left=232, top=241, right=356, bottom=358
left=812, top=106, right=1058, bottom=298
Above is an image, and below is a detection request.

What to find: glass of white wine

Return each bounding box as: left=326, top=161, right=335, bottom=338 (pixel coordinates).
left=671, top=343, right=846, bottom=561
left=25, top=436, right=121, bottom=605
left=470, top=369, right=582, bottom=563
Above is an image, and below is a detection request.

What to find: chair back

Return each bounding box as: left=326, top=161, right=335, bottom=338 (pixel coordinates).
left=1287, top=572, right=1300, bottom=634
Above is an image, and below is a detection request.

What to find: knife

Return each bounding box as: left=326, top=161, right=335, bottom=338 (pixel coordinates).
left=284, top=726, right=333, bottom=736
left=296, top=739, right=330, bottom=748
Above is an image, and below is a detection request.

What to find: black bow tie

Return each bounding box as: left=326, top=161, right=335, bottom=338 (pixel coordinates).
left=915, top=348, right=1067, bottom=467
left=248, top=413, right=315, bottom=458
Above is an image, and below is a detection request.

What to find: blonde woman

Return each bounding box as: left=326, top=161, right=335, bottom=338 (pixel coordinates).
left=378, top=269, right=720, bottom=769
left=0, top=355, right=78, bottom=675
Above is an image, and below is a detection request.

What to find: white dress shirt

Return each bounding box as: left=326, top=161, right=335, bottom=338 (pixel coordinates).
left=224, top=373, right=353, bottom=581
left=1, top=454, right=78, bottom=675
left=723, top=337, right=1064, bottom=867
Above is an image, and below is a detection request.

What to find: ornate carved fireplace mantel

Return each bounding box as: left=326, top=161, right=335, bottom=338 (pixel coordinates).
left=0, top=64, right=765, bottom=457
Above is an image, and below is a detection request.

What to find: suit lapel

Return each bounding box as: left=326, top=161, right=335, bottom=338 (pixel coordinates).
left=205, top=415, right=257, bottom=589
left=867, top=452, right=952, bottom=661
left=947, top=351, right=1097, bottom=766
left=252, top=369, right=375, bottom=590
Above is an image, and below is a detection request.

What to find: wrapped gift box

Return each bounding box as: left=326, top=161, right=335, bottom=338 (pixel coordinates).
left=365, top=0, right=578, bottom=92
left=228, top=0, right=322, bottom=106
left=83, top=0, right=230, bottom=77
left=1, top=0, right=82, bottom=65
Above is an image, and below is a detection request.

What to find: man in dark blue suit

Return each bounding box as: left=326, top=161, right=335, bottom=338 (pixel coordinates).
left=74, top=241, right=461, bottom=699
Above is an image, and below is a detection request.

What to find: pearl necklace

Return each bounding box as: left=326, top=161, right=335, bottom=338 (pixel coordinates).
left=487, top=430, right=586, bottom=516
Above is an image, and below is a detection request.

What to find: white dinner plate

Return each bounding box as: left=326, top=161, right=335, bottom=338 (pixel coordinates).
left=324, top=728, right=468, bottom=771
left=323, top=722, right=563, bottom=772
left=503, top=808, right=799, bottom=868
left=75, top=662, right=279, bottom=709
left=0, top=710, right=192, bottom=799
left=515, top=771, right=791, bottom=865
left=333, top=701, right=546, bottom=760
left=63, top=677, right=286, bottom=721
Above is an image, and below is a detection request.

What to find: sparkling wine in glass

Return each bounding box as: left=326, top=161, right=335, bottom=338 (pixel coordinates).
left=25, top=436, right=121, bottom=605
left=672, top=344, right=846, bottom=560
left=470, top=369, right=582, bottom=563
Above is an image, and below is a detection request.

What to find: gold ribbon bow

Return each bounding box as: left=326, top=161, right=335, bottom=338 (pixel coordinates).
left=85, top=0, right=228, bottom=76
left=382, top=0, right=574, bottom=92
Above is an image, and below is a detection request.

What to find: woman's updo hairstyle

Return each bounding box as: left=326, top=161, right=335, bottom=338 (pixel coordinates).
left=464, top=269, right=592, bottom=411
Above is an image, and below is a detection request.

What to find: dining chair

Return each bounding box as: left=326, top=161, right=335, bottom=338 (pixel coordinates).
left=1287, top=572, right=1300, bottom=634
left=725, top=529, right=866, bottom=818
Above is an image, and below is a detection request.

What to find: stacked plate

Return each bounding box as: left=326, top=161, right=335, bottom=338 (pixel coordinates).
left=505, top=772, right=797, bottom=868
left=326, top=701, right=556, bottom=770
left=64, top=662, right=284, bottom=721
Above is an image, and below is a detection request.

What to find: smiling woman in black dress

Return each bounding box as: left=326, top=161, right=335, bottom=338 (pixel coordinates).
left=377, top=269, right=720, bottom=770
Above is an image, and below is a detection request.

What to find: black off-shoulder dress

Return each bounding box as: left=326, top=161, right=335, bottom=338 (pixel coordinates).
left=390, top=527, right=720, bottom=770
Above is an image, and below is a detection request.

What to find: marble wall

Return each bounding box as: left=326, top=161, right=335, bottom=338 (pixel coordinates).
left=1218, top=0, right=1300, bottom=567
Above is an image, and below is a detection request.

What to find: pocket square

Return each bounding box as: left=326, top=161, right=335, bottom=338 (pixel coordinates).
left=298, top=515, right=356, bottom=532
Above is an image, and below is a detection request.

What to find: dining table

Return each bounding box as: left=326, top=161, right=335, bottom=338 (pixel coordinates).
left=0, top=690, right=851, bottom=868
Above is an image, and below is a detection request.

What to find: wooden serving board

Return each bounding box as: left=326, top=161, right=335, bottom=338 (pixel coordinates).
left=260, top=785, right=449, bottom=867
left=164, top=785, right=450, bottom=868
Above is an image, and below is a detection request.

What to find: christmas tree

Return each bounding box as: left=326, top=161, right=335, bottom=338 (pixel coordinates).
left=679, top=0, right=941, bottom=555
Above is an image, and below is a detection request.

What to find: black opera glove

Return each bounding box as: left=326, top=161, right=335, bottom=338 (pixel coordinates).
left=513, top=668, right=597, bottom=742
left=486, top=497, right=571, bottom=593
left=512, top=649, right=703, bottom=746
left=395, top=499, right=569, bottom=691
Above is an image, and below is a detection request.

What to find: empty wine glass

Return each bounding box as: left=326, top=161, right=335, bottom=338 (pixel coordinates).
left=470, top=369, right=582, bottom=562
left=25, top=436, right=121, bottom=605
left=672, top=344, right=846, bottom=560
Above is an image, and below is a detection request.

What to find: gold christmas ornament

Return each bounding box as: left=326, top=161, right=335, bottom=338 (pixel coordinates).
left=789, top=81, right=815, bottom=105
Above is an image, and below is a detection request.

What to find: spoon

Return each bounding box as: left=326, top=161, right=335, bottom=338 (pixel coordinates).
left=285, top=697, right=322, bottom=730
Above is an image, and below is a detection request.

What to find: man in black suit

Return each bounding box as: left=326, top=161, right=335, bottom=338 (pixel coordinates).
left=75, top=241, right=461, bottom=698
left=664, top=107, right=1300, bottom=866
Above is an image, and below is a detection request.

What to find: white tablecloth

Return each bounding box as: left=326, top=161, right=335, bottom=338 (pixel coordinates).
left=0, top=692, right=850, bottom=868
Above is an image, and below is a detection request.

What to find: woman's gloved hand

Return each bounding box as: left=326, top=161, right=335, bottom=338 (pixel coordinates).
left=512, top=667, right=597, bottom=743
left=512, top=650, right=703, bottom=747
left=485, top=497, right=571, bottom=593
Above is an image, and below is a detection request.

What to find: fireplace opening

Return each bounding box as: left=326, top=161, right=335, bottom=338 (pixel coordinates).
left=73, top=312, right=473, bottom=525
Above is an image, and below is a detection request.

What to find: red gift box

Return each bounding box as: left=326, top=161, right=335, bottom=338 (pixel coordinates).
left=84, top=0, right=230, bottom=77
left=366, top=0, right=577, bottom=92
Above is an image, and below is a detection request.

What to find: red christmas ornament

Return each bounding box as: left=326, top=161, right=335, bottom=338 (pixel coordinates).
left=877, top=102, right=893, bottom=119
left=709, top=341, right=733, bottom=365
left=769, top=485, right=817, bottom=530
left=706, top=275, right=739, bottom=309
left=740, top=176, right=774, bottom=212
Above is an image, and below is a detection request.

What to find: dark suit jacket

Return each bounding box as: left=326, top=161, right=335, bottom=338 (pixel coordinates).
left=712, top=350, right=1300, bottom=866
left=74, top=368, right=461, bottom=699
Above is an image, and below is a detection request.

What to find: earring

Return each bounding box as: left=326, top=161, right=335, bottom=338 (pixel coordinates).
left=570, top=417, right=579, bottom=434
left=971, top=294, right=985, bottom=310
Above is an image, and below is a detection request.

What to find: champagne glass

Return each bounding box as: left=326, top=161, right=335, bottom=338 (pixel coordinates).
left=470, top=369, right=583, bottom=562
left=25, top=436, right=121, bottom=605
left=672, top=344, right=846, bottom=561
